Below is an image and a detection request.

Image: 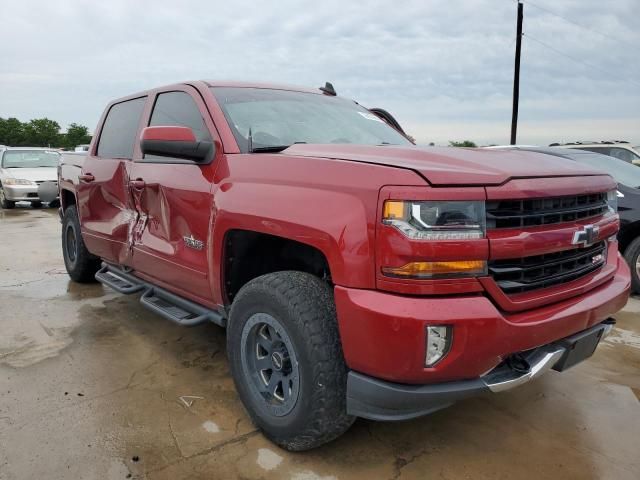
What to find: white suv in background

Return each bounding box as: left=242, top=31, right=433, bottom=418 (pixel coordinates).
left=550, top=141, right=640, bottom=166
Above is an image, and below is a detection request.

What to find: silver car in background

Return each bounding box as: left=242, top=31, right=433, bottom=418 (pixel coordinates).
left=0, top=147, right=60, bottom=209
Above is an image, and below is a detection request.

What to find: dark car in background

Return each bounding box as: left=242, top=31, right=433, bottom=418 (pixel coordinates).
left=505, top=147, right=640, bottom=293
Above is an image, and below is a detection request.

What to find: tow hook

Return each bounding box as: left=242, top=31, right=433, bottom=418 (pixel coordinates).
left=506, top=354, right=530, bottom=375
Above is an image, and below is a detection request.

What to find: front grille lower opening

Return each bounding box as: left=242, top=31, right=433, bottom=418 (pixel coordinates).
left=488, top=242, right=606, bottom=295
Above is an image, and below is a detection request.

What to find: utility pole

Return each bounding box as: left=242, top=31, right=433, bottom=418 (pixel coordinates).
left=510, top=1, right=523, bottom=145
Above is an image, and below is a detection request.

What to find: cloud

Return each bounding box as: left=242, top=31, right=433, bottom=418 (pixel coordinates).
left=0, top=0, right=638, bottom=145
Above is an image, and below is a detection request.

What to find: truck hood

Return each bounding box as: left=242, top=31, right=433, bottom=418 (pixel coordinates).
left=2, top=167, right=58, bottom=182
left=283, top=144, right=607, bottom=185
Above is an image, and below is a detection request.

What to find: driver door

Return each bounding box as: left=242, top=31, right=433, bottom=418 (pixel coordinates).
left=129, top=87, right=217, bottom=304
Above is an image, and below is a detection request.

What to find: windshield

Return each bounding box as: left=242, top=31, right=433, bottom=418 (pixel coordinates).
left=572, top=152, right=640, bottom=188
left=211, top=87, right=411, bottom=152
left=1, top=150, right=60, bottom=168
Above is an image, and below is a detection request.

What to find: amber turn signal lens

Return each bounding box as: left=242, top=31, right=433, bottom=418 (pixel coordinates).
left=382, top=260, right=486, bottom=278
left=382, top=200, right=407, bottom=220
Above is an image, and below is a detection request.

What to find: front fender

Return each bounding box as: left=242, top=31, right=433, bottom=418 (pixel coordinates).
left=211, top=182, right=373, bottom=296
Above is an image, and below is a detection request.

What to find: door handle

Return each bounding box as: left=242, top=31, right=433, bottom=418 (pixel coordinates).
left=129, top=179, right=146, bottom=190
left=78, top=173, right=95, bottom=183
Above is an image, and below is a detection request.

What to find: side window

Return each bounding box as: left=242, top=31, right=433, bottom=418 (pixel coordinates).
left=609, top=148, right=637, bottom=163
left=97, top=97, right=146, bottom=159
left=149, top=91, right=211, bottom=142
left=582, top=147, right=612, bottom=156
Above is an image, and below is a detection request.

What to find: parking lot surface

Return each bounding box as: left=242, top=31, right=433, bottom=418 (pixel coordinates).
left=1, top=207, right=639, bottom=480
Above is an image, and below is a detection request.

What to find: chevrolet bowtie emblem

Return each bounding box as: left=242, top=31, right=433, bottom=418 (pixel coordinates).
left=572, top=224, right=599, bottom=247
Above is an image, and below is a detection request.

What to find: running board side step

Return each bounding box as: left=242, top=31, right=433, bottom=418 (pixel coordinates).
left=95, top=264, right=147, bottom=294
left=95, top=263, right=226, bottom=328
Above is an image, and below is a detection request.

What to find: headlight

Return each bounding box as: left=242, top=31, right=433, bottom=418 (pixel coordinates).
left=2, top=178, right=35, bottom=186
left=382, top=200, right=486, bottom=240
left=426, top=325, right=452, bottom=367
left=607, top=190, right=618, bottom=213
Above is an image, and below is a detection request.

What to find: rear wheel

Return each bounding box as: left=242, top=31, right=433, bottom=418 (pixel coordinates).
left=624, top=236, right=640, bottom=294
left=62, top=205, right=100, bottom=283
left=0, top=188, right=15, bottom=209
left=31, top=201, right=43, bottom=208
left=227, top=271, right=354, bottom=451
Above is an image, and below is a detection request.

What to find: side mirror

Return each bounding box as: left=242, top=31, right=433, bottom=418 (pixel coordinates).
left=140, top=126, right=214, bottom=163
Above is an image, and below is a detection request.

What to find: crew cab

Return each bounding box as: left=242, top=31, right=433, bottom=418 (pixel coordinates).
left=58, top=81, right=631, bottom=451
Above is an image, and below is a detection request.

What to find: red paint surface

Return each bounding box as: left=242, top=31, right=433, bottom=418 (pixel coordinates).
left=141, top=126, right=196, bottom=142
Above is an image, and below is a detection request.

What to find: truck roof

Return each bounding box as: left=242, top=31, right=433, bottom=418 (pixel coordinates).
left=109, top=80, right=324, bottom=105
left=204, top=80, right=322, bottom=94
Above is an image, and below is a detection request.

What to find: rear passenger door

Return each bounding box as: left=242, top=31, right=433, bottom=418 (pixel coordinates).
left=77, top=96, right=146, bottom=265
left=129, top=87, right=217, bottom=304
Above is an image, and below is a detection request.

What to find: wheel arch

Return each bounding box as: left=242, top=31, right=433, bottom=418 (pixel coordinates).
left=221, top=229, right=332, bottom=305
left=60, top=188, right=77, bottom=212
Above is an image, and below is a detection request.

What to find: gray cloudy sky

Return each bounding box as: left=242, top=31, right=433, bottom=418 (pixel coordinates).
left=1, top=0, right=638, bottom=145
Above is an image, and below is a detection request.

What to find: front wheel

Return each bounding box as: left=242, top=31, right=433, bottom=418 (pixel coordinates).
left=62, top=205, right=101, bottom=283
left=227, top=271, right=354, bottom=451
left=624, top=237, right=640, bottom=294
left=0, top=188, right=15, bottom=209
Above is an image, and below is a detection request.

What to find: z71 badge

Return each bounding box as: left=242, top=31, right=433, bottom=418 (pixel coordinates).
left=183, top=235, right=204, bottom=251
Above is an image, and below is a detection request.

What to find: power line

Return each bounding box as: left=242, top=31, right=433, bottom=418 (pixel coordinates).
left=519, top=0, right=636, bottom=49
left=523, top=33, right=640, bottom=88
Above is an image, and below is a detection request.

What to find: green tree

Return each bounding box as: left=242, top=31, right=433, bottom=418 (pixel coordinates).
left=0, top=117, right=27, bottom=146
left=23, top=118, right=61, bottom=147
left=448, top=140, right=477, bottom=148
left=63, top=123, right=92, bottom=149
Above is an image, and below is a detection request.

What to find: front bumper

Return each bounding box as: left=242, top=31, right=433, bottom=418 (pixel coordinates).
left=335, top=251, right=630, bottom=385
left=347, top=320, right=615, bottom=420
left=3, top=184, right=40, bottom=201
left=2, top=182, right=58, bottom=202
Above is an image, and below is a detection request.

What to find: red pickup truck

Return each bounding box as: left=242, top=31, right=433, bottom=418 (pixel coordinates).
left=58, top=81, right=631, bottom=450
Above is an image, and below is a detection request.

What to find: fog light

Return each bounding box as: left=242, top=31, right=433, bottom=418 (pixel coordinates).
left=426, top=326, right=452, bottom=367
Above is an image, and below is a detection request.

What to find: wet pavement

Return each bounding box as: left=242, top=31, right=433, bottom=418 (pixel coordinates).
left=0, top=206, right=639, bottom=480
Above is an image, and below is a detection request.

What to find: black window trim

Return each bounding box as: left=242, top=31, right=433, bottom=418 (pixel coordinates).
left=136, top=89, right=215, bottom=165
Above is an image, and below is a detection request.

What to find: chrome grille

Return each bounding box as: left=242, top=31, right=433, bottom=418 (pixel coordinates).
left=489, top=242, right=606, bottom=295
left=486, top=193, right=607, bottom=229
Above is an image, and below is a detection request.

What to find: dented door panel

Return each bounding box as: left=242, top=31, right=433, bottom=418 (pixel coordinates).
left=129, top=162, right=214, bottom=301
left=77, top=156, right=137, bottom=266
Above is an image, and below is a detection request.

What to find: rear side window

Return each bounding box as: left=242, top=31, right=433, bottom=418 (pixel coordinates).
left=609, top=148, right=639, bottom=163
left=149, top=91, right=211, bottom=142
left=97, top=97, right=146, bottom=159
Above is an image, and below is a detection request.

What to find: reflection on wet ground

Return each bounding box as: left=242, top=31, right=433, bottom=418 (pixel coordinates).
left=0, top=208, right=638, bottom=479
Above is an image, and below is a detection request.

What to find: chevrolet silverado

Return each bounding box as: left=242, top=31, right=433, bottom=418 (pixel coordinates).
left=58, top=81, right=631, bottom=450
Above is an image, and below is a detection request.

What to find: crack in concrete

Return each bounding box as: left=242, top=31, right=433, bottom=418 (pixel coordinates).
left=126, top=359, right=160, bottom=389
left=163, top=393, right=184, bottom=459
left=11, top=379, right=147, bottom=433
left=147, top=429, right=260, bottom=475
left=0, top=277, right=47, bottom=289
left=389, top=447, right=429, bottom=480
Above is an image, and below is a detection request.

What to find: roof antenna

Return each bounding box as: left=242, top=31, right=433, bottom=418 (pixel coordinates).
left=319, top=82, right=337, bottom=96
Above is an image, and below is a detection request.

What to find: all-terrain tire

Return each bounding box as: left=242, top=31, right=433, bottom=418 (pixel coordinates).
left=227, top=271, right=355, bottom=451
left=62, top=205, right=100, bottom=283
left=0, top=188, right=15, bottom=209
left=623, top=236, right=640, bottom=294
